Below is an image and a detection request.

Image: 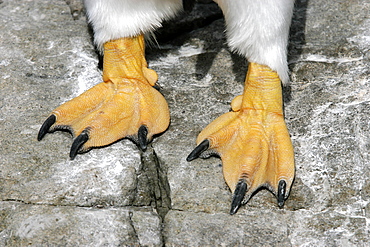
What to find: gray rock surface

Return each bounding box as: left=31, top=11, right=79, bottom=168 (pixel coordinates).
left=1, top=0, right=369, bottom=246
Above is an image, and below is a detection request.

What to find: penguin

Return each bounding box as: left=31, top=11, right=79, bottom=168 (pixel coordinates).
left=38, top=0, right=295, bottom=214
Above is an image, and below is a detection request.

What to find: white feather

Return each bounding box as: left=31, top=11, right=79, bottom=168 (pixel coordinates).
left=84, top=0, right=183, bottom=51
left=85, top=0, right=294, bottom=83
left=215, top=0, right=294, bottom=84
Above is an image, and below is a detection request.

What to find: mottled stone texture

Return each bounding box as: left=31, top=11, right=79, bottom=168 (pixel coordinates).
left=0, top=0, right=369, bottom=246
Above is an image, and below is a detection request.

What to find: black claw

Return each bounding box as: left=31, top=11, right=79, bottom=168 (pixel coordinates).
left=37, top=115, right=56, bottom=141
left=152, top=84, right=160, bottom=91
left=69, top=132, right=89, bottom=160
left=138, top=125, right=148, bottom=151
left=277, top=180, right=287, bottom=208
left=186, top=139, right=210, bottom=162
left=230, top=179, right=247, bottom=215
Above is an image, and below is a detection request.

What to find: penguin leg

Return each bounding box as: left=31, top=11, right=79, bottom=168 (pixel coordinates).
left=188, top=63, right=295, bottom=214
left=38, top=35, right=170, bottom=159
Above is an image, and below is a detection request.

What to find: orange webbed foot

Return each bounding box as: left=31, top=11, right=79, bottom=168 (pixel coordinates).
left=187, top=63, right=295, bottom=214
left=38, top=35, right=170, bottom=159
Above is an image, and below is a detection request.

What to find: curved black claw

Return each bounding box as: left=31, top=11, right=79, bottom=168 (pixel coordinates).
left=37, top=115, right=56, bottom=141
left=277, top=180, right=287, bottom=208
left=230, top=179, right=247, bottom=215
left=152, top=84, right=161, bottom=91
left=186, top=139, right=210, bottom=162
left=70, top=131, right=89, bottom=160
left=138, top=125, right=149, bottom=151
